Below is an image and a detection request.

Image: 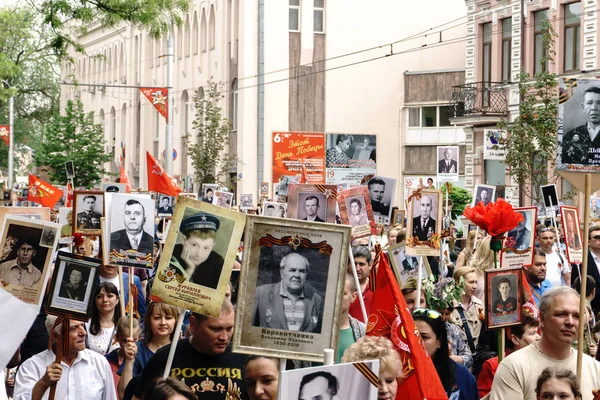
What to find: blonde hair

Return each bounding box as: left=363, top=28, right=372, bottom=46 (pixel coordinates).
left=453, top=267, right=479, bottom=286
left=144, top=302, right=179, bottom=343
left=468, top=236, right=493, bottom=272
left=342, top=336, right=403, bottom=378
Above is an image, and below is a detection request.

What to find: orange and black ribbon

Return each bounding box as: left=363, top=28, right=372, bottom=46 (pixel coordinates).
left=369, top=244, right=382, bottom=292
left=353, top=362, right=379, bottom=387
left=258, top=234, right=333, bottom=255
left=315, top=184, right=337, bottom=199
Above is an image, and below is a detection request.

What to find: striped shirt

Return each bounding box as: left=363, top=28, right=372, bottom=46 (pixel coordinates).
left=280, top=285, right=305, bottom=331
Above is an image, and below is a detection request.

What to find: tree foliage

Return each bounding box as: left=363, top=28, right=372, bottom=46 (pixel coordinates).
left=497, top=20, right=559, bottom=203
left=35, top=0, right=189, bottom=59
left=36, top=99, right=112, bottom=187
left=441, top=183, right=472, bottom=219
left=188, top=78, right=238, bottom=191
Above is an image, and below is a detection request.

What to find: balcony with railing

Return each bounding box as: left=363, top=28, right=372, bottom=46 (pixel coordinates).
left=449, top=81, right=508, bottom=126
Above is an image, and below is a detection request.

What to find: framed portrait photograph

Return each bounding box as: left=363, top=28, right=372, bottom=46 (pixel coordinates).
left=0, top=216, right=60, bottom=307
left=47, top=251, right=101, bottom=321
left=337, top=186, right=374, bottom=239
left=366, top=176, right=396, bottom=225
left=151, top=197, right=246, bottom=317
left=108, top=193, right=155, bottom=269
left=557, top=78, right=600, bottom=172
left=201, top=184, right=219, bottom=203
left=388, top=242, right=430, bottom=286
left=0, top=206, right=50, bottom=221
left=472, top=184, right=496, bottom=207
left=212, top=191, right=233, bottom=209
left=405, top=188, right=443, bottom=256
left=501, top=207, right=537, bottom=268
left=101, top=182, right=127, bottom=193
left=561, top=206, right=583, bottom=265
left=287, top=184, right=337, bottom=223
left=157, top=194, right=175, bottom=217
left=260, top=181, right=269, bottom=197
left=73, top=190, right=104, bottom=235
left=262, top=201, right=288, bottom=218
left=541, top=184, right=559, bottom=209
left=240, top=193, right=253, bottom=210
left=485, top=266, right=522, bottom=329
left=279, top=360, right=380, bottom=400
left=437, top=145, right=459, bottom=181
left=232, top=216, right=351, bottom=362
left=391, top=209, right=405, bottom=226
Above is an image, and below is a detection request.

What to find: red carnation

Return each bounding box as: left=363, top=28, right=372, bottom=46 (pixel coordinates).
left=463, top=198, right=524, bottom=237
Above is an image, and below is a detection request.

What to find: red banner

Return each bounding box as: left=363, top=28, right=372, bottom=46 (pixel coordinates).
left=146, top=151, right=182, bottom=197
left=66, top=180, right=73, bottom=207
left=140, top=88, right=168, bottom=122
left=272, top=132, right=325, bottom=185
left=28, top=174, right=64, bottom=208
left=0, top=125, right=9, bottom=146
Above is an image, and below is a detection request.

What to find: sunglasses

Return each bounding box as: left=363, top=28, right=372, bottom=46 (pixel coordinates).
left=412, top=308, right=441, bottom=320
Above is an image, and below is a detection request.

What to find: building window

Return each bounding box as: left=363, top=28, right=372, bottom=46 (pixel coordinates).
left=289, top=0, right=300, bottom=31
left=501, top=18, right=512, bottom=82
left=564, top=2, right=581, bottom=72
left=314, top=0, right=324, bottom=33
left=209, top=6, right=216, bottom=50
left=534, top=9, right=549, bottom=74
left=482, top=23, right=492, bottom=83
left=408, top=106, right=453, bottom=128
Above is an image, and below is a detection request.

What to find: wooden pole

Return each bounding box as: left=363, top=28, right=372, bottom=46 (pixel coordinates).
left=162, top=309, right=186, bottom=379
left=348, top=244, right=368, bottom=323
left=577, top=173, right=592, bottom=378
left=416, top=256, right=423, bottom=307
left=48, top=319, right=69, bottom=400
left=129, top=266, right=134, bottom=337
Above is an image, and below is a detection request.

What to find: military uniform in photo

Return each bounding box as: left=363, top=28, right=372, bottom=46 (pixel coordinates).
left=77, top=209, right=101, bottom=230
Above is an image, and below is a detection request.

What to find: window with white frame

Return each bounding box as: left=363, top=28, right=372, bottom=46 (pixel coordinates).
left=314, top=0, right=324, bottom=33
left=289, top=0, right=300, bottom=31
left=408, top=106, right=453, bottom=128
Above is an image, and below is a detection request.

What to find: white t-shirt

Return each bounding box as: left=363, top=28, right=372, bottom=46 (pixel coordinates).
left=99, top=275, right=120, bottom=291
left=544, top=251, right=569, bottom=287
left=490, top=343, right=600, bottom=400
left=85, top=321, right=118, bottom=355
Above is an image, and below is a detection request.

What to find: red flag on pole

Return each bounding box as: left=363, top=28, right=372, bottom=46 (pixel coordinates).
left=0, top=125, right=9, bottom=146
left=146, top=152, right=182, bottom=197
left=28, top=174, right=64, bottom=208
left=367, top=252, right=448, bottom=400
left=66, top=180, right=73, bottom=207
left=140, top=88, right=168, bottom=122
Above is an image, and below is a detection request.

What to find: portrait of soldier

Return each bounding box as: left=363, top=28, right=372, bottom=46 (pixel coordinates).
left=438, top=148, right=458, bottom=174
left=562, top=86, right=600, bottom=165
left=77, top=195, right=102, bottom=230
left=253, top=253, right=323, bottom=333
left=491, top=277, right=518, bottom=316
left=58, top=265, right=88, bottom=301
left=368, top=177, right=390, bottom=216
left=412, top=195, right=437, bottom=241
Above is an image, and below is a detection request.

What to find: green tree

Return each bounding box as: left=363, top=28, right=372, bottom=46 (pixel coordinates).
left=497, top=20, right=558, bottom=203
left=441, top=183, right=472, bottom=219
left=36, top=99, right=112, bottom=187
left=188, top=78, right=238, bottom=191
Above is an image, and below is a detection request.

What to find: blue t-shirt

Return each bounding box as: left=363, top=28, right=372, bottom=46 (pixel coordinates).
left=117, top=341, right=156, bottom=377
left=449, top=361, right=478, bottom=400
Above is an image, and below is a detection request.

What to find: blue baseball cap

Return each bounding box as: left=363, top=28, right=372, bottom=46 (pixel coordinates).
left=181, top=212, right=220, bottom=235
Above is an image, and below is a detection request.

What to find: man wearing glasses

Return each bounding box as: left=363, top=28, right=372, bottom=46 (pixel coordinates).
left=575, top=225, right=600, bottom=314
left=538, top=228, right=571, bottom=288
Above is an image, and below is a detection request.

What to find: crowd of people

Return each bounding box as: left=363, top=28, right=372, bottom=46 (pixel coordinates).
left=2, top=195, right=600, bottom=400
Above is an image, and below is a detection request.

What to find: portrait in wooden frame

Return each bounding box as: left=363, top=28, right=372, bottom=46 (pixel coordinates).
left=501, top=206, right=537, bottom=268
left=405, top=188, right=443, bottom=257
left=73, top=190, right=104, bottom=235
left=337, top=186, right=374, bottom=239
left=387, top=241, right=431, bottom=286
left=561, top=206, right=583, bottom=265
left=151, top=197, right=246, bottom=317
left=485, top=266, right=522, bottom=329
left=46, top=251, right=101, bottom=321
left=0, top=216, right=60, bottom=307
left=391, top=209, right=405, bottom=227
left=233, top=216, right=351, bottom=363
left=287, top=184, right=337, bottom=223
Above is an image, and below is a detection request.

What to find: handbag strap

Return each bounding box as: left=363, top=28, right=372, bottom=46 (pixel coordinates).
left=457, top=307, right=476, bottom=353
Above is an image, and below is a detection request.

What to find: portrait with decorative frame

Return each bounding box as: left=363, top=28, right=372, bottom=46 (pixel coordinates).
left=405, top=188, right=443, bottom=257
left=151, top=198, right=246, bottom=317
left=391, top=209, right=405, bottom=226
left=73, top=190, right=104, bottom=235
left=261, top=201, right=288, bottom=218
left=287, top=184, right=337, bottom=223
left=212, top=191, right=233, bottom=209
left=501, top=207, right=537, bottom=268
left=485, top=266, right=522, bottom=329
left=232, top=216, right=351, bottom=362
left=388, top=241, right=430, bottom=286
left=337, top=186, right=374, bottom=239
left=46, top=251, right=101, bottom=321
left=561, top=206, right=583, bottom=265
left=0, top=206, right=50, bottom=221
left=279, top=360, right=380, bottom=399
left=0, top=216, right=60, bottom=307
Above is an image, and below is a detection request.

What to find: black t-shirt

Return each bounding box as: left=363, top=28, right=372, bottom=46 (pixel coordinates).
left=135, top=339, right=246, bottom=400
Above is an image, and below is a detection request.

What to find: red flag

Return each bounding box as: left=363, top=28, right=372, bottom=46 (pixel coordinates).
left=140, top=88, right=168, bottom=122
left=28, top=174, right=64, bottom=208
left=0, top=125, right=9, bottom=146
left=367, top=253, right=448, bottom=400
left=119, top=164, right=133, bottom=193
left=66, top=180, right=73, bottom=207
left=146, top=152, right=182, bottom=197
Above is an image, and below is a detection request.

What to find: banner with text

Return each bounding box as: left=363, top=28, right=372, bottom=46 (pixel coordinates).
left=325, top=133, right=377, bottom=188
left=272, top=132, right=325, bottom=185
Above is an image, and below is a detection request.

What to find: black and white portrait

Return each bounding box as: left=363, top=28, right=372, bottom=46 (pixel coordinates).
left=57, top=262, right=91, bottom=302
left=366, top=176, right=396, bottom=224
left=201, top=184, right=219, bottom=204
left=490, top=274, right=518, bottom=316
left=279, top=361, right=379, bottom=400
left=296, top=192, right=327, bottom=222
left=411, top=193, right=439, bottom=241
left=473, top=184, right=496, bottom=207
left=437, top=146, right=459, bottom=177
left=505, top=209, right=535, bottom=252
left=325, top=134, right=376, bottom=169
left=486, top=267, right=522, bottom=329
left=240, top=194, right=253, bottom=209
left=541, top=184, right=559, bottom=209
left=102, top=183, right=127, bottom=193
left=262, top=202, right=287, bottom=218
left=157, top=195, right=175, bottom=216
left=345, top=196, right=369, bottom=227
left=213, top=191, right=233, bottom=209
left=388, top=243, right=428, bottom=286
left=74, top=191, right=104, bottom=234
left=559, top=79, right=600, bottom=169
left=108, top=194, right=155, bottom=269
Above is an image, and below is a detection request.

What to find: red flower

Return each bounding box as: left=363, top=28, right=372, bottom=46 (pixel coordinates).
left=463, top=198, right=524, bottom=237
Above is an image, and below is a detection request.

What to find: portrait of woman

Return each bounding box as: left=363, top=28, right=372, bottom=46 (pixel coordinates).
left=564, top=210, right=582, bottom=251
left=347, top=198, right=368, bottom=227
left=326, top=134, right=353, bottom=168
